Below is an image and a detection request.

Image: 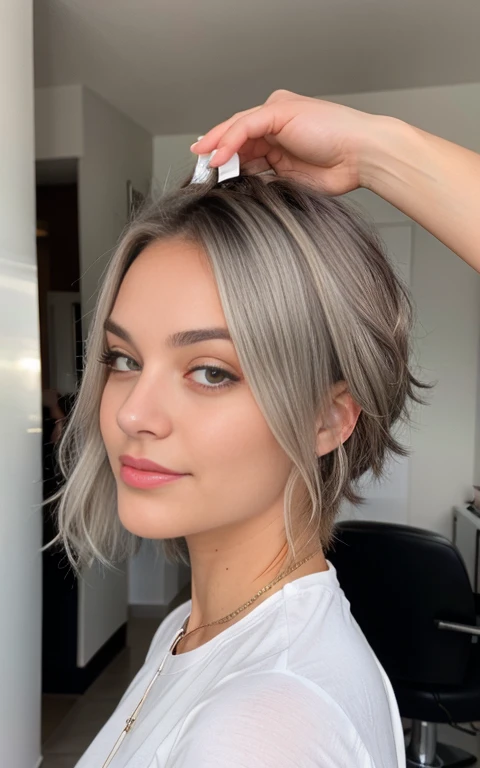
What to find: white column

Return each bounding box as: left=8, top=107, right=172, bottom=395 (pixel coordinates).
left=0, top=2, right=42, bottom=767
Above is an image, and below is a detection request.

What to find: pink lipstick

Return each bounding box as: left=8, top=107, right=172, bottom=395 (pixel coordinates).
left=119, top=455, right=187, bottom=489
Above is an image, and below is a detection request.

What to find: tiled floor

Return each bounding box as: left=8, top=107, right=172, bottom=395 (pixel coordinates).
left=41, top=607, right=480, bottom=767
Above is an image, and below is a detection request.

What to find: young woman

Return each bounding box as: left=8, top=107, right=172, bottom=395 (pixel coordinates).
left=45, top=90, right=480, bottom=768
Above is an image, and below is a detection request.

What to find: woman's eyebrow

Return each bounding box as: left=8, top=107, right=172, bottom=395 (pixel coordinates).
left=103, top=317, right=232, bottom=348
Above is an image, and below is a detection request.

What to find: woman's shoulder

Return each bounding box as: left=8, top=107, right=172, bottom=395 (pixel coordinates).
left=282, top=567, right=394, bottom=700
left=278, top=569, right=405, bottom=767
left=282, top=564, right=385, bottom=676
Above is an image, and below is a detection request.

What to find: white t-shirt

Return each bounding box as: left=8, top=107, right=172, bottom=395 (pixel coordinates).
left=74, top=560, right=406, bottom=767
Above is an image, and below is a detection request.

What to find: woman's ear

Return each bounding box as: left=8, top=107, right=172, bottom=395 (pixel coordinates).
left=315, top=382, right=362, bottom=458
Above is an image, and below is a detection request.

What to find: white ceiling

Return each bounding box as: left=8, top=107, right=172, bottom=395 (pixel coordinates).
left=34, top=0, right=480, bottom=136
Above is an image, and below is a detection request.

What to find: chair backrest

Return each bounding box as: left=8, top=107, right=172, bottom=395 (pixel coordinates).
left=325, top=520, right=476, bottom=685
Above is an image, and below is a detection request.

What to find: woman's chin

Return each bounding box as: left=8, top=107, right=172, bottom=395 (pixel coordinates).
left=116, top=504, right=183, bottom=540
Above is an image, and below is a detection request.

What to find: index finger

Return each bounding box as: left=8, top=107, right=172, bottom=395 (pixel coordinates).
left=200, top=104, right=286, bottom=169
left=192, top=105, right=264, bottom=155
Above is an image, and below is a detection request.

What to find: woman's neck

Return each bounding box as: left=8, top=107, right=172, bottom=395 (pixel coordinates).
left=176, top=527, right=328, bottom=654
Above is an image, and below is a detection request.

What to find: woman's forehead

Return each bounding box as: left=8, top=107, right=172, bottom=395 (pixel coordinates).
left=111, top=240, right=228, bottom=345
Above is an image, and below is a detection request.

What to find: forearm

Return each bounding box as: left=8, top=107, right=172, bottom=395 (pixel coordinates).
left=361, top=116, right=480, bottom=272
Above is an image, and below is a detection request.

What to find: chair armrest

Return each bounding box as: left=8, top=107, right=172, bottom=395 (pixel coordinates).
left=435, top=619, right=480, bottom=637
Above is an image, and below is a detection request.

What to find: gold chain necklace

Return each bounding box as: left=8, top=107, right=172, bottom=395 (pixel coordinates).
left=101, top=549, right=320, bottom=767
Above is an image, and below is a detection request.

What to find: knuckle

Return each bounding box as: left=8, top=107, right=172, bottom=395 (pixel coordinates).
left=267, top=88, right=292, bottom=101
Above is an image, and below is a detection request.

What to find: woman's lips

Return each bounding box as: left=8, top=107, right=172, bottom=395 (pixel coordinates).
left=120, top=465, right=187, bottom=489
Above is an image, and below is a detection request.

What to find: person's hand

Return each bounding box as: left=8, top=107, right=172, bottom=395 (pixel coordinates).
left=193, top=89, right=480, bottom=272
left=191, top=89, right=386, bottom=196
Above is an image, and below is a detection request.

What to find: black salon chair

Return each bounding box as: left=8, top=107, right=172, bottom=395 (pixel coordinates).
left=325, top=520, right=480, bottom=767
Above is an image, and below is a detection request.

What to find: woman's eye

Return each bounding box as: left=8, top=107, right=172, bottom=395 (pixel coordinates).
left=97, top=351, right=139, bottom=373
left=97, top=351, right=239, bottom=391
left=187, top=365, right=238, bottom=390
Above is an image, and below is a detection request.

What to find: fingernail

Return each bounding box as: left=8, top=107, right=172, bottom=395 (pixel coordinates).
left=190, top=135, right=205, bottom=152
left=208, top=148, right=221, bottom=167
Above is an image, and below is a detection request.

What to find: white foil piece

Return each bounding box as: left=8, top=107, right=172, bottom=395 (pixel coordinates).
left=190, top=135, right=240, bottom=184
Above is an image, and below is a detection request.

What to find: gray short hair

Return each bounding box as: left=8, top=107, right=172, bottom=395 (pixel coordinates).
left=42, top=172, right=431, bottom=575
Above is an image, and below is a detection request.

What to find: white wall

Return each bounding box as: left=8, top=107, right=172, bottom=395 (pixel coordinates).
left=324, top=82, right=480, bottom=151
left=35, top=84, right=84, bottom=160
left=0, top=2, right=42, bottom=767
left=153, top=133, right=198, bottom=195
left=128, top=539, right=182, bottom=606
left=408, top=225, right=479, bottom=531
left=320, top=82, right=480, bottom=541
left=78, top=86, right=153, bottom=332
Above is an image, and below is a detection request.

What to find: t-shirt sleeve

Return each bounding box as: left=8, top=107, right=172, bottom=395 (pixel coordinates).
left=169, top=671, right=375, bottom=768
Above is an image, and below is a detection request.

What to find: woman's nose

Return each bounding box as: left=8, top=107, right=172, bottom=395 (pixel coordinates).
left=116, top=374, right=173, bottom=437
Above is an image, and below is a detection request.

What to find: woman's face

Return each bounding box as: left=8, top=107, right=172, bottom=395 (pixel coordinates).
left=99, top=236, right=293, bottom=543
